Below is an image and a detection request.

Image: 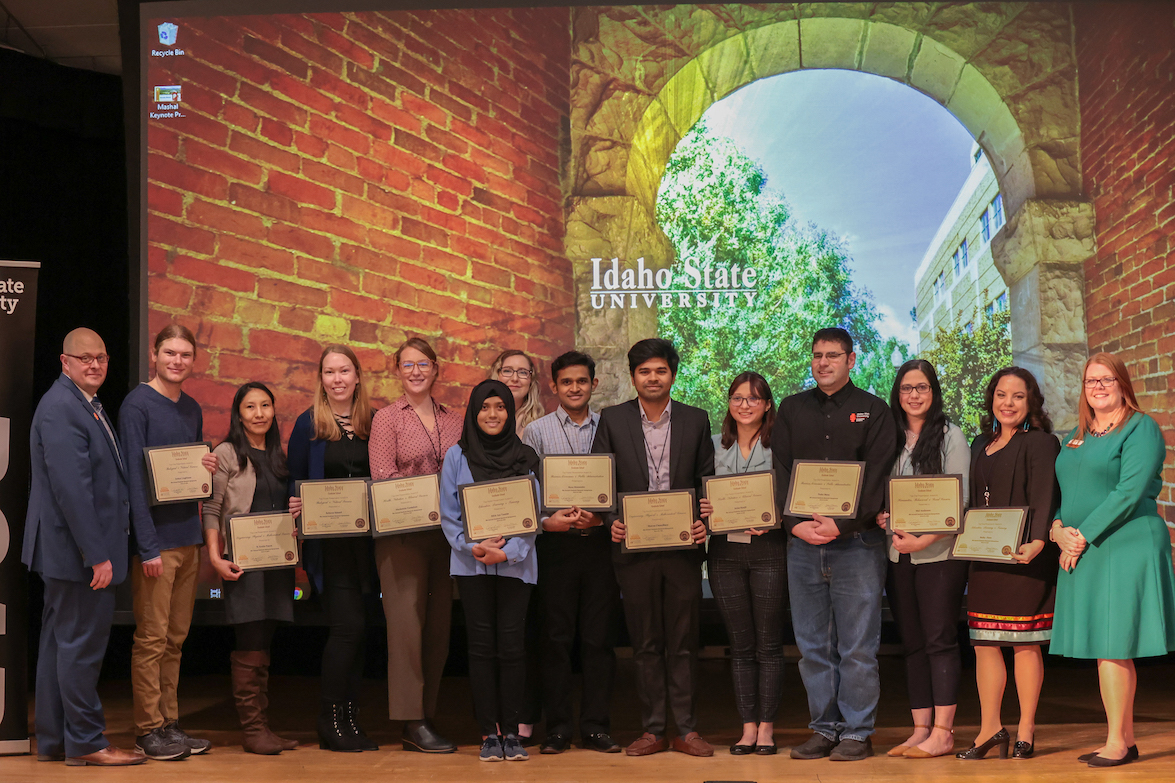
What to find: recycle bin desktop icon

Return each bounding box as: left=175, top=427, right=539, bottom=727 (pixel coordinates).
left=158, top=22, right=178, bottom=46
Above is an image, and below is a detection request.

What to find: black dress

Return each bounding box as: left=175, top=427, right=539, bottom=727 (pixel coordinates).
left=222, top=448, right=295, bottom=625
left=966, top=430, right=1060, bottom=646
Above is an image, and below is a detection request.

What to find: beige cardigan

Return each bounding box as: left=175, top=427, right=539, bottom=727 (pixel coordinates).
left=201, top=441, right=260, bottom=556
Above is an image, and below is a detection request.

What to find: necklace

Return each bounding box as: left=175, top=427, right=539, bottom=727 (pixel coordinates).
left=1090, top=419, right=1116, bottom=437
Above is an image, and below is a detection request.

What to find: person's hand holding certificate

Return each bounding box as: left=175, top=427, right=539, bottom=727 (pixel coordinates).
left=143, top=442, right=213, bottom=505
left=618, top=489, right=701, bottom=553
left=784, top=460, right=865, bottom=518
left=703, top=470, right=779, bottom=534
left=887, top=475, right=963, bottom=534
left=226, top=512, right=298, bottom=572
left=296, top=479, right=370, bottom=538
left=459, top=476, right=540, bottom=542
left=950, top=507, right=1029, bottom=563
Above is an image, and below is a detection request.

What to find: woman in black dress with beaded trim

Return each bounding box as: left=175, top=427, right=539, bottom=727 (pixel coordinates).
left=956, top=367, right=1059, bottom=761
left=288, top=345, right=378, bottom=752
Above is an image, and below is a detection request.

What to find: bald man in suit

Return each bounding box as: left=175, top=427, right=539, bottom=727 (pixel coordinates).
left=23, top=329, right=146, bottom=766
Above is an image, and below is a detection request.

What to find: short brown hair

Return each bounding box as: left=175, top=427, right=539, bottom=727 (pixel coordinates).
left=153, top=324, right=197, bottom=354
left=394, top=337, right=438, bottom=367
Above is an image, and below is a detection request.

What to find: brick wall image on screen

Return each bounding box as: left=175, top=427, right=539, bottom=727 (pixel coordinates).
left=146, top=9, right=573, bottom=438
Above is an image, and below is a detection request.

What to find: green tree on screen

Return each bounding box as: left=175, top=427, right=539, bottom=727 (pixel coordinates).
left=655, top=122, right=904, bottom=423
left=921, top=306, right=1013, bottom=440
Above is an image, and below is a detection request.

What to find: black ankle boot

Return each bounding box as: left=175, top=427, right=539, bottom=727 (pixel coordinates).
left=342, top=701, right=379, bottom=751
left=317, top=702, right=361, bottom=752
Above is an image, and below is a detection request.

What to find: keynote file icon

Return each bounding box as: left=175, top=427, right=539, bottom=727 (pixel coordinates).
left=158, top=22, right=178, bottom=46
left=154, top=85, right=182, bottom=103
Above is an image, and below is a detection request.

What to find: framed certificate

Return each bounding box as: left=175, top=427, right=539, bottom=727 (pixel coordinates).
left=370, top=474, right=442, bottom=537
left=887, top=474, right=963, bottom=534
left=784, top=460, right=865, bottom=518
left=703, top=470, right=779, bottom=534
left=620, top=489, right=697, bottom=553
left=143, top=442, right=212, bottom=505
left=225, top=512, right=299, bottom=572
left=541, top=454, right=616, bottom=511
left=296, top=479, right=370, bottom=538
left=949, top=507, right=1029, bottom=563
left=458, top=476, right=540, bottom=542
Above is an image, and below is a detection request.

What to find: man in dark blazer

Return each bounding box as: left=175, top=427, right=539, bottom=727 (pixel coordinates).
left=592, top=338, right=714, bottom=757
left=22, top=328, right=146, bottom=766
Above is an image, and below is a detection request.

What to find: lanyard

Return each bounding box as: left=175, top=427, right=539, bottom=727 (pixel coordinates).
left=734, top=438, right=760, bottom=474
left=642, top=416, right=672, bottom=488
left=559, top=411, right=596, bottom=455
left=412, top=399, right=444, bottom=469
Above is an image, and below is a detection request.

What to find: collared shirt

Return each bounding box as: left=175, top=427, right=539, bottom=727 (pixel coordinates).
left=67, top=375, right=121, bottom=465
left=522, top=406, right=600, bottom=458
left=369, top=395, right=462, bottom=480
left=770, top=380, right=897, bottom=539
left=640, top=399, right=672, bottom=491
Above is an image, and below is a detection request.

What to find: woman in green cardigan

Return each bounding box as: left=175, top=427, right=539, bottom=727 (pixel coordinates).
left=1050, top=352, right=1175, bottom=768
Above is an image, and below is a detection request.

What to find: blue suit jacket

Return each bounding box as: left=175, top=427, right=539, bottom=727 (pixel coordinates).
left=22, top=374, right=131, bottom=584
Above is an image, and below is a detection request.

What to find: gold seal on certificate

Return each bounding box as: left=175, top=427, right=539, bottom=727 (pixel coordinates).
left=887, top=474, right=963, bottom=534
left=296, top=479, right=371, bottom=538
left=784, top=460, right=865, bottom=518
left=950, top=507, right=1029, bottom=563
left=703, top=470, right=779, bottom=534
left=226, top=512, right=298, bottom=572
left=370, top=474, right=442, bottom=537
left=620, top=489, right=697, bottom=553
left=143, top=442, right=212, bottom=505
left=541, top=454, right=615, bottom=511
left=459, top=476, right=540, bottom=542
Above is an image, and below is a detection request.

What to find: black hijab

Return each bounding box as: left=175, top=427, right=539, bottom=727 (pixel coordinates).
left=459, top=379, right=540, bottom=482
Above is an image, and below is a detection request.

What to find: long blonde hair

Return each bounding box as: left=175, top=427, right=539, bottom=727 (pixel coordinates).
left=487, top=349, right=543, bottom=431
left=1075, top=352, right=1141, bottom=442
left=312, top=344, right=373, bottom=441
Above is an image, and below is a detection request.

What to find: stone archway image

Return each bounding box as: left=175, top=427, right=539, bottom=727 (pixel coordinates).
left=567, top=4, right=1094, bottom=429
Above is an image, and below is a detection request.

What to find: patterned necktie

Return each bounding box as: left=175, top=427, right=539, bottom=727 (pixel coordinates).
left=91, top=397, right=123, bottom=467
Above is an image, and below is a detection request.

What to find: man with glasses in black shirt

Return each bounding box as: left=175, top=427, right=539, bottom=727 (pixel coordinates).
left=771, top=328, right=898, bottom=761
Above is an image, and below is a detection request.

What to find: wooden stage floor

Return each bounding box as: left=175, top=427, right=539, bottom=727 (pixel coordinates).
left=6, top=657, right=1175, bottom=782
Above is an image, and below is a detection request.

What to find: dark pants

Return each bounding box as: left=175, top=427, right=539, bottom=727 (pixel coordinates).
left=320, top=542, right=369, bottom=703
left=708, top=549, right=786, bottom=724
left=36, top=577, right=116, bottom=757
left=614, top=553, right=702, bottom=737
left=456, top=574, right=532, bottom=737
left=538, top=531, right=620, bottom=737
left=886, top=555, right=970, bottom=709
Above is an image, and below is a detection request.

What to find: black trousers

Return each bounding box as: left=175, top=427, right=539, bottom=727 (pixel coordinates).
left=885, top=555, right=970, bottom=709
left=319, top=541, right=370, bottom=703
left=456, top=574, right=533, bottom=737
left=614, top=553, right=702, bottom=737
left=538, top=531, right=620, bottom=737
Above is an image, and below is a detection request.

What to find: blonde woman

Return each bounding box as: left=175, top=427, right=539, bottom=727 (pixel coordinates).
left=488, top=350, right=544, bottom=439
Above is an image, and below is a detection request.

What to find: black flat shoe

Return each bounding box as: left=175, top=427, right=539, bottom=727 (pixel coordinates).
left=956, top=728, right=1010, bottom=760
left=1012, top=740, right=1034, bottom=759
left=402, top=720, right=456, bottom=754
left=582, top=733, right=621, bottom=753
left=1088, top=745, right=1139, bottom=767
left=754, top=742, right=778, bottom=756
left=1077, top=751, right=1097, bottom=763
left=729, top=743, right=755, bottom=755
left=540, top=734, right=572, bottom=754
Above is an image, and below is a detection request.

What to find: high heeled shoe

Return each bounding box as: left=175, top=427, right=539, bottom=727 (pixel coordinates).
left=955, top=727, right=1010, bottom=760
left=1012, top=739, right=1034, bottom=759
left=903, top=724, right=954, bottom=758
left=888, top=724, right=930, bottom=757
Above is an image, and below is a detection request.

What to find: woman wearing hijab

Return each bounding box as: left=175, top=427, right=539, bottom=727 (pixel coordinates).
left=439, top=380, right=541, bottom=763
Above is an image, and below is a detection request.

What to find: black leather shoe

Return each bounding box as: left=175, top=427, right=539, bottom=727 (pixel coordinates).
left=1012, top=740, right=1034, bottom=759
left=402, top=720, right=456, bottom=754
left=729, top=743, right=755, bottom=755
left=541, top=733, right=572, bottom=754
left=956, top=728, right=1010, bottom=760
left=1078, top=751, right=1097, bottom=763
left=583, top=732, right=621, bottom=753
left=754, top=742, right=778, bottom=756
left=1088, top=745, right=1139, bottom=767
left=790, top=733, right=837, bottom=759
left=342, top=702, right=378, bottom=751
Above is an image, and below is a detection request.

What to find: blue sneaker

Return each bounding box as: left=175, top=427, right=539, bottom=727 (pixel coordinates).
left=503, top=734, right=529, bottom=761
left=479, top=735, right=505, bottom=762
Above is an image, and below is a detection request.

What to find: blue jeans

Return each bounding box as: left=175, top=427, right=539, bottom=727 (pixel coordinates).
left=787, top=529, right=886, bottom=742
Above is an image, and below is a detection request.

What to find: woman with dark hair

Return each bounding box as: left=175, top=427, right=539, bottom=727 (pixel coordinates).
left=202, top=382, right=298, bottom=754
left=1050, top=353, right=1175, bottom=767
left=699, top=372, right=784, bottom=755
left=369, top=337, right=462, bottom=753
left=956, top=367, right=1059, bottom=761
left=287, top=345, right=378, bottom=752
left=439, top=380, right=540, bottom=762
left=875, top=360, right=970, bottom=758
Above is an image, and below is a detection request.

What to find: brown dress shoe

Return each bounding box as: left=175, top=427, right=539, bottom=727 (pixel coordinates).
left=65, top=746, right=147, bottom=766
left=672, top=732, right=714, bottom=757
left=625, top=733, right=668, bottom=756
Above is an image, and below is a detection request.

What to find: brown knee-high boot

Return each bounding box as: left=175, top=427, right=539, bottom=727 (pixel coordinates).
left=254, top=651, right=298, bottom=750
left=231, top=651, right=284, bottom=754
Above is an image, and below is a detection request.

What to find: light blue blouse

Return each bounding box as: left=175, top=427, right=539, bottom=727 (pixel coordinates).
left=439, top=444, right=538, bottom=584
left=712, top=433, right=773, bottom=476
left=887, top=422, right=971, bottom=564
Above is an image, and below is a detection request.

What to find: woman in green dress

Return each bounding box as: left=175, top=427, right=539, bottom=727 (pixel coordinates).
left=1050, top=352, right=1175, bottom=768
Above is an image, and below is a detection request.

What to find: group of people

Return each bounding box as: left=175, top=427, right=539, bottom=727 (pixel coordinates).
left=24, top=323, right=1175, bottom=769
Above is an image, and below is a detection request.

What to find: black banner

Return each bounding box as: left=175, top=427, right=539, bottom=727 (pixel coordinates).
left=0, top=260, right=37, bottom=754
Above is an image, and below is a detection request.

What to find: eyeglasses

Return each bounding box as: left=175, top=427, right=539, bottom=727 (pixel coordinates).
left=811, top=351, right=845, bottom=361
left=400, top=361, right=433, bottom=372
left=65, top=353, right=110, bottom=366
left=1083, top=377, right=1117, bottom=389
left=729, top=396, right=764, bottom=407
left=498, top=367, right=532, bottom=380
left=899, top=384, right=931, bottom=395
